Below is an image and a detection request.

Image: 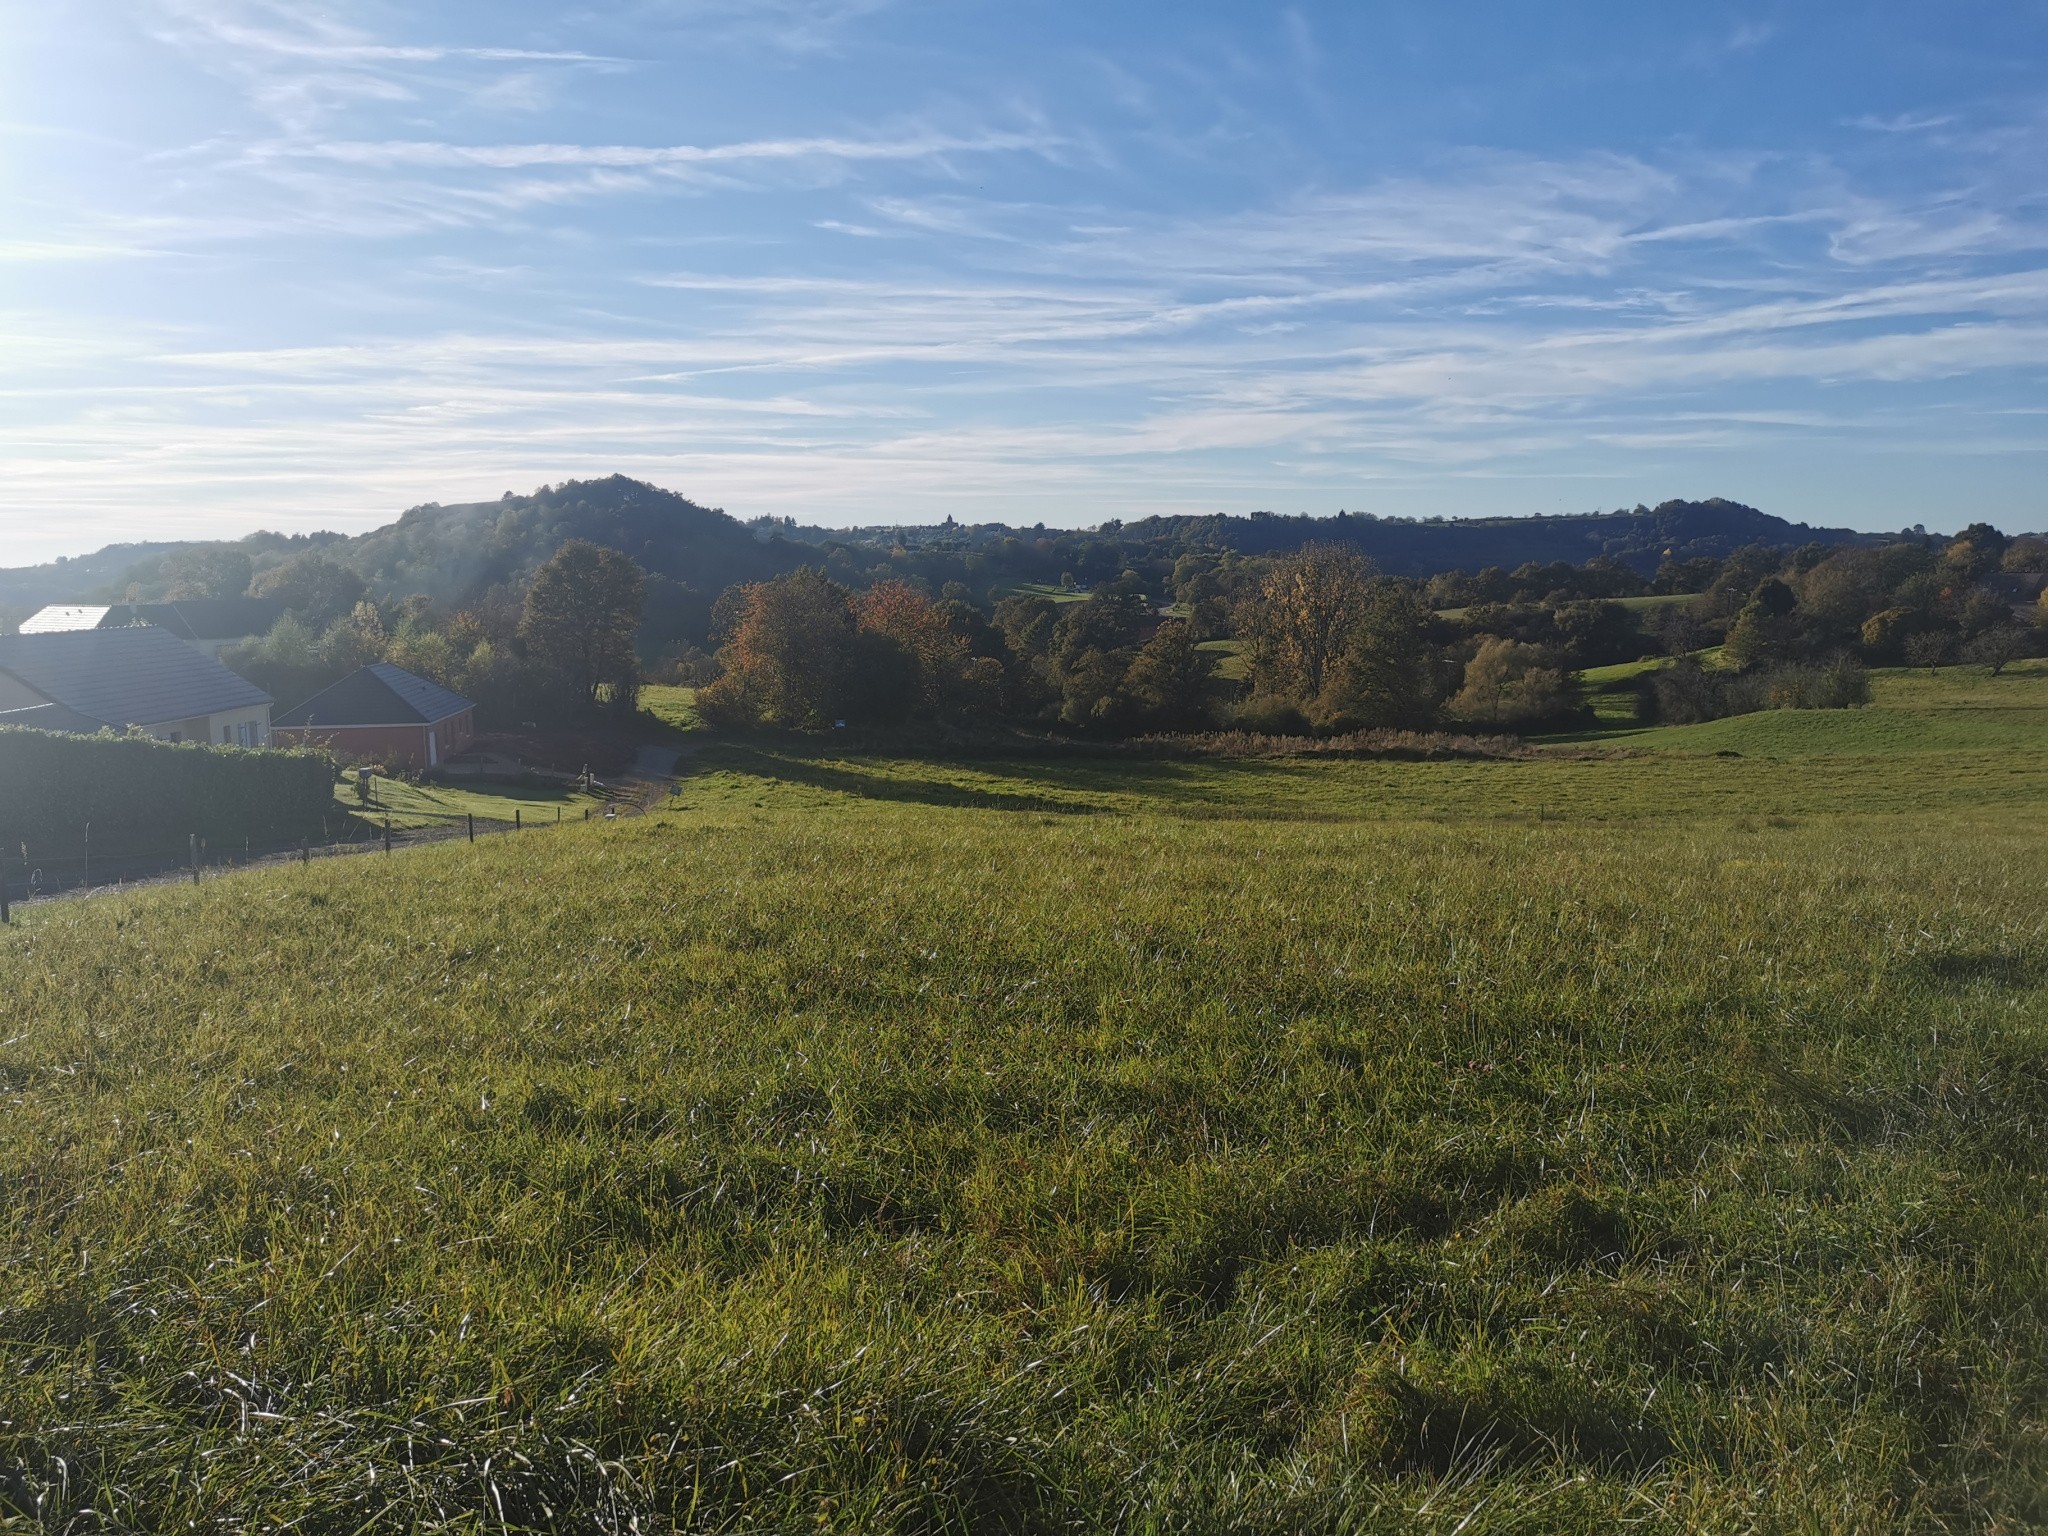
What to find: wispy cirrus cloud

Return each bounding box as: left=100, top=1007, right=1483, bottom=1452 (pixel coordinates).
left=268, top=129, right=1062, bottom=171
left=3, top=5, right=2044, bottom=561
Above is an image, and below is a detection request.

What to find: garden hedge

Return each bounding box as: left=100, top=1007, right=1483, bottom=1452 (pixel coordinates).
left=0, top=727, right=335, bottom=863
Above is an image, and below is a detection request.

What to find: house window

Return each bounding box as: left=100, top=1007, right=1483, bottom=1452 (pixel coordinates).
left=238, top=722, right=256, bottom=748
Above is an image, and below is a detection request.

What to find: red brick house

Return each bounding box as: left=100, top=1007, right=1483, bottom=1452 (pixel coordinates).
left=271, top=663, right=475, bottom=768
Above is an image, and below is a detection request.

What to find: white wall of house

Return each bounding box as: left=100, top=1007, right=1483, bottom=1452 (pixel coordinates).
left=139, top=703, right=272, bottom=747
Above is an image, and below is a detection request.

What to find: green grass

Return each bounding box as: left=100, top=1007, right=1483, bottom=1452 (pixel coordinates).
left=1576, top=656, right=1671, bottom=723
left=1197, top=637, right=1248, bottom=681
left=1578, top=660, right=2048, bottom=757
left=1, top=670, right=2045, bottom=1531
left=640, top=683, right=702, bottom=733
left=339, top=775, right=609, bottom=830
left=1000, top=581, right=1094, bottom=604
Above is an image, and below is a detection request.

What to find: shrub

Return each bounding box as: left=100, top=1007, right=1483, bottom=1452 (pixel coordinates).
left=0, top=728, right=334, bottom=862
left=1637, top=654, right=1868, bottom=723
left=1764, top=654, right=1872, bottom=709
left=1448, top=638, right=1583, bottom=729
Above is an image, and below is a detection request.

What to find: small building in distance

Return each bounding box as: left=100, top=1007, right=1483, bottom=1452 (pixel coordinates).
left=1980, top=571, right=2048, bottom=618
left=0, top=625, right=274, bottom=745
left=270, top=663, right=475, bottom=768
left=20, top=599, right=282, bottom=659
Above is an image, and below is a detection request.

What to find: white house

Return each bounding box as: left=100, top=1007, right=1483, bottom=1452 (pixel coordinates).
left=0, top=625, right=274, bottom=746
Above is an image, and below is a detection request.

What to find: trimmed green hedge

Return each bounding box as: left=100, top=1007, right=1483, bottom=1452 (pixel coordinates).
left=0, top=727, right=335, bottom=862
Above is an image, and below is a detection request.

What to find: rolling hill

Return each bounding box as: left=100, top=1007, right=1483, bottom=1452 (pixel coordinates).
left=5, top=485, right=1925, bottom=634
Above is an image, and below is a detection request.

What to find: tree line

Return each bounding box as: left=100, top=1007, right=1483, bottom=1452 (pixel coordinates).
left=165, top=512, right=2048, bottom=742
left=226, top=541, right=647, bottom=727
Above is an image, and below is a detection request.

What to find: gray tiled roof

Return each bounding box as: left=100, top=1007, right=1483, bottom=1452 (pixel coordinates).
left=274, top=663, right=472, bottom=727
left=0, top=626, right=272, bottom=728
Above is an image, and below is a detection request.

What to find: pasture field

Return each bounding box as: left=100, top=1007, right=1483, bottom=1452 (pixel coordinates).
left=337, top=776, right=609, bottom=831
left=1196, top=637, right=1249, bottom=681
left=640, top=684, right=702, bottom=734
left=1, top=669, right=2045, bottom=1532
left=995, top=582, right=1094, bottom=605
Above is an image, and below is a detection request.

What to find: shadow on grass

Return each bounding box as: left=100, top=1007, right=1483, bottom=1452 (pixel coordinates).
left=691, top=746, right=1102, bottom=816
left=1909, top=949, right=2046, bottom=992
left=689, top=743, right=1366, bottom=819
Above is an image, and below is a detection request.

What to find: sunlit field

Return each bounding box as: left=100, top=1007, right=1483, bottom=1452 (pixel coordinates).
left=2, top=667, right=2043, bottom=1531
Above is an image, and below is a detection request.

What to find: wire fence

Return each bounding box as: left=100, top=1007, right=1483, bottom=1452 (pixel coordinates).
left=0, top=802, right=619, bottom=921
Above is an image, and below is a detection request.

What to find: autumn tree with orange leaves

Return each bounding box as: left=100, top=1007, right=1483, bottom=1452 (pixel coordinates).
left=698, top=570, right=1002, bottom=728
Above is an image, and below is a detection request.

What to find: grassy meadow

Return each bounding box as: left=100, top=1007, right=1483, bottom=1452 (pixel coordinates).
left=640, top=684, right=703, bottom=734
left=339, top=776, right=610, bottom=832
left=1, top=667, right=2045, bottom=1531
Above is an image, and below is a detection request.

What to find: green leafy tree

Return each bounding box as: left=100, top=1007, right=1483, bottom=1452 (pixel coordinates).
left=519, top=540, right=647, bottom=713
left=1724, top=578, right=1799, bottom=668
left=1045, top=590, right=1149, bottom=730
left=1320, top=586, right=1444, bottom=730
left=1941, top=524, right=2007, bottom=583
left=1448, top=638, right=1577, bottom=728
left=161, top=546, right=254, bottom=601
left=1124, top=620, right=1218, bottom=731
left=320, top=602, right=389, bottom=673
left=1550, top=599, right=1642, bottom=669
left=253, top=553, right=368, bottom=629
left=1859, top=606, right=1927, bottom=665
left=1796, top=549, right=1888, bottom=645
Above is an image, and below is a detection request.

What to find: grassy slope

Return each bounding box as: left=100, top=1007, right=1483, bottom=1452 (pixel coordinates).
left=1579, top=659, right=2048, bottom=756
left=639, top=683, right=701, bottom=733
left=339, top=776, right=609, bottom=830
left=2, top=676, right=2045, bottom=1532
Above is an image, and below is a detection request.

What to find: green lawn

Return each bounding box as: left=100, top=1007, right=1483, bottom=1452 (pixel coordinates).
left=639, top=682, right=702, bottom=732
left=338, top=774, right=608, bottom=830
left=998, top=580, right=1094, bottom=604
left=1, top=668, right=2044, bottom=1530
left=1579, top=659, right=2048, bottom=756
left=1575, top=656, right=1670, bottom=723
left=1197, top=636, right=1249, bottom=681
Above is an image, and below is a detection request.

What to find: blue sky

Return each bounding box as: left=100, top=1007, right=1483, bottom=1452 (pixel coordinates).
left=1, top=1, right=2045, bottom=562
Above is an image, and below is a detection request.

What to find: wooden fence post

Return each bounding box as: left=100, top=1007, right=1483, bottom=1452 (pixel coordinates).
left=515, top=809, right=522, bottom=832
left=301, top=839, right=310, bottom=866
left=1, top=852, right=10, bottom=925
left=467, top=813, right=475, bottom=844
left=190, top=834, right=199, bottom=886
left=383, top=819, right=392, bottom=854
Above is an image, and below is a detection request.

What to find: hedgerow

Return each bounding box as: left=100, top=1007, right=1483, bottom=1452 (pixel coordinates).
left=0, top=726, right=335, bottom=861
